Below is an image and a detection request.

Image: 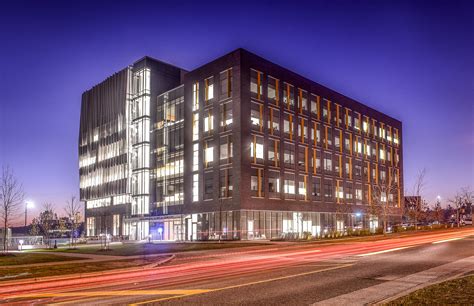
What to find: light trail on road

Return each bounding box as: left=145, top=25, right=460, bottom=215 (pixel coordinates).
left=1, top=228, right=472, bottom=305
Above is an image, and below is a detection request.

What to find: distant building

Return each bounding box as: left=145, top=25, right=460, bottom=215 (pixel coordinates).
left=80, top=49, right=404, bottom=240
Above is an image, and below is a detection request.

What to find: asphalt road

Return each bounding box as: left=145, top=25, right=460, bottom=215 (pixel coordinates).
left=2, top=228, right=473, bottom=305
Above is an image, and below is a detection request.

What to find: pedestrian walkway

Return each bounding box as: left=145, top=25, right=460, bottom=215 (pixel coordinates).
left=314, top=255, right=474, bottom=305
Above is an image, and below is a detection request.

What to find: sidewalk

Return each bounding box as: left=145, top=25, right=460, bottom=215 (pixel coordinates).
left=314, top=255, right=474, bottom=305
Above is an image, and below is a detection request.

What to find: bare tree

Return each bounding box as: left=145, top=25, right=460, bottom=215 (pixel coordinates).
left=405, top=168, right=427, bottom=230
left=64, top=196, right=81, bottom=248
left=0, top=166, right=25, bottom=253
left=433, top=199, right=444, bottom=224
left=370, top=166, right=398, bottom=233
left=449, top=187, right=473, bottom=227
left=39, top=203, right=55, bottom=248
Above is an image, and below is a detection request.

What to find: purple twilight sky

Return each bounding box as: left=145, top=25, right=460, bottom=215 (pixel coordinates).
left=0, top=0, right=473, bottom=222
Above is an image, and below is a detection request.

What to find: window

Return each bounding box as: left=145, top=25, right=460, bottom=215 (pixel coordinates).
left=312, top=122, right=321, bottom=145
left=204, top=172, right=213, bottom=200
left=193, top=143, right=199, bottom=171
left=204, top=113, right=214, bottom=132
left=268, top=108, right=280, bottom=135
left=355, top=186, right=363, bottom=201
left=379, top=148, right=385, bottom=160
left=335, top=131, right=341, bottom=149
left=219, top=169, right=232, bottom=198
left=311, top=94, right=320, bottom=118
left=192, top=82, right=199, bottom=111
left=204, top=141, right=214, bottom=168
left=283, top=83, right=294, bottom=110
left=220, top=69, right=232, bottom=99
left=325, top=127, right=332, bottom=146
left=192, top=113, right=199, bottom=141
left=313, top=149, right=321, bottom=172
left=354, top=113, right=361, bottom=130
left=250, top=69, right=263, bottom=99
left=324, top=180, right=333, bottom=199
left=220, top=102, right=232, bottom=130
left=363, top=120, right=368, bottom=133
left=268, top=76, right=279, bottom=105
left=250, top=135, right=264, bottom=163
left=298, top=176, right=307, bottom=200
left=298, top=147, right=307, bottom=170
left=192, top=174, right=199, bottom=202
left=297, top=89, right=308, bottom=113
left=220, top=136, right=233, bottom=163
left=336, top=184, right=344, bottom=199
left=345, top=183, right=353, bottom=200
left=268, top=171, right=280, bottom=197
left=355, top=164, right=362, bottom=178
left=345, top=133, right=351, bottom=153
left=312, top=177, right=321, bottom=200
left=283, top=113, right=294, bottom=139
left=251, top=168, right=264, bottom=197
left=324, top=153, right=332, bottom=172
left=322, top=104, right=328, bottom=121
left=268, top=139, right=279, bottom=167
left=284, top=176, right=295, bottom=198
left=251, top=102, right=263, bottom=131
left=283, top=143, right=295, bottom=168
left=354, top=139, right=362, bottom=154
left=297, top=118, right=308, bottom=143
left=205, top=77, right=214, bottom=101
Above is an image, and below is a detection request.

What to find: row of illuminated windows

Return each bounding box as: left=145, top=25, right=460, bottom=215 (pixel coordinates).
left=250, top=139, right=400, bottom=183
left=193, top=102, right=233, bottom=140
left=201, top=135, right=234, bottom=169
left=250, top=170, right=399, bottom=205
left=192, top=68, right=233, bottom=111
left=80, top=164, right=128, bottom=189
left=250, top=136, right=400, bottom=169
left=250, top=69, right=399, bottom=145
left=251, top=110, right=399, bottom=161
left=251, top=102, right=399, bottom=148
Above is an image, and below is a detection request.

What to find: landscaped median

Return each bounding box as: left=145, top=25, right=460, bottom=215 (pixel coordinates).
left=0, top=254, right=174, bottom=282
left=386, top=274, right=474, bottom=305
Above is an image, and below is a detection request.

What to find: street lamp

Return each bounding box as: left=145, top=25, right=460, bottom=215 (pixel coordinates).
left=25, top=201, right=34, bottom=226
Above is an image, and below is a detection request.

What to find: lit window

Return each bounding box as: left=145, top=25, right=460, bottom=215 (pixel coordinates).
left=284, top=179, right=295, bottom=194
left=192, top=113, right=199, bottom=141
left=204, top=115, right=214, bottom=132
left=193, top=144, right=199, bottom=171
left=336, top=186, right=344, bottom=199
left=363, top=121, right=368, bottom=132
left=192, top=174, right=199, bottom=202
left=298, top=181, right=306, bottom=196
left=205, top=147, right=214, bottom=163
left=380, top=149, right=385, bottom=160
left=250, top=142, right=264, bottom=160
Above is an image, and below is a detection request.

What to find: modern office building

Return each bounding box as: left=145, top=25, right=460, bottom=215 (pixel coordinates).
left=80, top=49, right=403, bottom=241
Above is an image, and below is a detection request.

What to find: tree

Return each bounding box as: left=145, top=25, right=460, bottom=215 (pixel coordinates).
left=370, top=166, right=398, bottom=233
left=0, top=166, right=25, bottom=253
left=449, top=187, right=473, bottom=227
left=39, top=203, right=55, bottom=248
left=29, top=218, right=40, bottom=236
left=64, top=196, right=81, bottom=248
left=405, top=168, right=427, bottom=229
left=433, top=199, right=444, bottom=224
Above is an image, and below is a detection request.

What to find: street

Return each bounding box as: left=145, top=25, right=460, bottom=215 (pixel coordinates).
left=1, top=228, right=473, bottom=305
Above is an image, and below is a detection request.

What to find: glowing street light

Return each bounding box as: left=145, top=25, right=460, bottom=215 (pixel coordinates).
left=25, top=201, right=34, bottom=226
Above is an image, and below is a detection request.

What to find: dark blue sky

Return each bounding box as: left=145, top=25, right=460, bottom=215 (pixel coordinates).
left=0, top=0, right=472, bottom=217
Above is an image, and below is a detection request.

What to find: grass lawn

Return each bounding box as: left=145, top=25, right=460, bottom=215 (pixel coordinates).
left=33, top=242, right=269, bottom=256
left=0, top=253, right=81, bottom=266
left=0, top=256, right=167, bottom=282
left=387, top=274, right=474, bottom=305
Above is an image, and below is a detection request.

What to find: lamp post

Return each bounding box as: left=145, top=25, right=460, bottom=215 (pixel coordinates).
left=25, top=201, right=34, bottom=226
